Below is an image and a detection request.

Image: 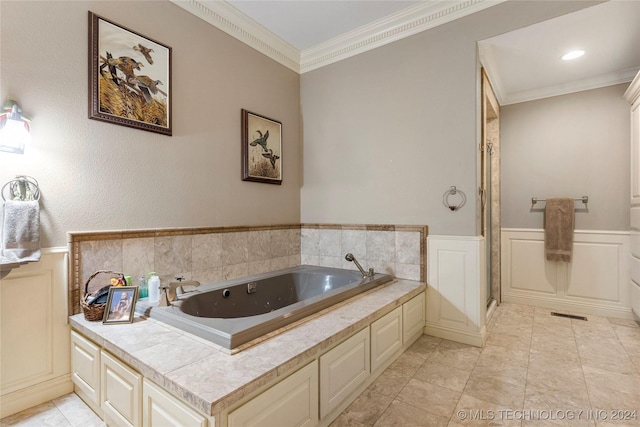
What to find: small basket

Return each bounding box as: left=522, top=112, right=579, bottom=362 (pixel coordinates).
left=81, top=270, right=125, bottom=321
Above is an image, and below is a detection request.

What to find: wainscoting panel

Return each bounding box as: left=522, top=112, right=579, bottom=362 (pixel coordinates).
left=502, top=229, right=632, bottom=319
left=426, top=235, right=485, bottom=347
left=0, top=249, right=72, bottom=418
left=509, top=238, right=556, bottom=294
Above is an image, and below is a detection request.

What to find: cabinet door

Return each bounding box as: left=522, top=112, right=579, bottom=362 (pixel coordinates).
left=70, top=331, right=101, bottom=414
left=228, top=360, right=318, bottom=427
left=143, top=378, right=208, bottom=427
left=370, top=307, right=402, bottom=372
left=320, top=327, right=370, bottom=419
left=403, top=292, right=426, bottom=345
left=101, top=350, right=142, bottom=427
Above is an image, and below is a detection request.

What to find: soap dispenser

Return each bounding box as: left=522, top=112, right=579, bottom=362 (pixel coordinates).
left=148, top=272, right=160, bottom=303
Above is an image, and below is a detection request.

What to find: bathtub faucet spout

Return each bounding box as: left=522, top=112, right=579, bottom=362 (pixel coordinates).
left=345, top=253, right=374, bottom=279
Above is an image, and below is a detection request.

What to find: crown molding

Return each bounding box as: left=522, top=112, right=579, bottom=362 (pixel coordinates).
left=300, top=0, right=505, bottom=73
left=170, top=0, right=301, bottom=73
left=171, top=0, right=504, bottom=74
left=499, top=67, right=639, bottom=106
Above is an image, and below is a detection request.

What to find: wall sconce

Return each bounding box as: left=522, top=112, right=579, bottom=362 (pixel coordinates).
left=0, top=99, right=31, bottom=154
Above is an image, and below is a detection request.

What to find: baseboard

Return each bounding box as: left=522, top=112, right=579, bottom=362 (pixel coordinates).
left=502, top=292, right=635, bottom=320
left=0, top=375, right=73, bottom=418
left=424, top=324, right=486, bottom=347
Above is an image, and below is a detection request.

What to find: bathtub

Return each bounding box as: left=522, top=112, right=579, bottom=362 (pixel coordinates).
left=135, top=265, right=393, bottom=350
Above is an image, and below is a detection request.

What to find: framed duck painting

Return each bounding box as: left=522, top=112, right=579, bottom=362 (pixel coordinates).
left=241, top=109, right=283, bottom=185
left=88, top=11, right=172, bottom=135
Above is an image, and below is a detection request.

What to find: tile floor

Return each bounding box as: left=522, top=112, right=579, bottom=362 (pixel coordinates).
left=2, top=303, right=639, bottom=427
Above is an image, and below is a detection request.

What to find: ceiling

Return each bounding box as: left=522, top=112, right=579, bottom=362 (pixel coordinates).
left=177, top=0, right=640, bottom=104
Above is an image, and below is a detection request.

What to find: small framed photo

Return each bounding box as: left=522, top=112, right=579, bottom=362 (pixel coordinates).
left=242, top=109, right=282, bottom=184
left=88, top=11, right=172, bottom=135
left=103, top=286, right=138, bottom=324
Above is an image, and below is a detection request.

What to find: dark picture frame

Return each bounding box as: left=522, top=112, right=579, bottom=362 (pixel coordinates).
left=242, top=109, right=283, bottom=184
left=103, top=286, right=138, bottom=324
left=89, top=11, right=172, bottom=135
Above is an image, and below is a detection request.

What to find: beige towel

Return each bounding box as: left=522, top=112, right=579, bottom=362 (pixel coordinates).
left=544, top=198, right=574, bottom=262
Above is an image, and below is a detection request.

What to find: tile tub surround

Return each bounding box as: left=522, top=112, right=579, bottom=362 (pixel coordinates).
left=69, top=279, right=425, bottom=418
left=300, top=224, right=427, bottom=283
left=68, top=223, right=426, bottom=316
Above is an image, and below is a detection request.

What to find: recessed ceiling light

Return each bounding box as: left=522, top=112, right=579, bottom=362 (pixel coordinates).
left=562, top=50, right=585, bottom=61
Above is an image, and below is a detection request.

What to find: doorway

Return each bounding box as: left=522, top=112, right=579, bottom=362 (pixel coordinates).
left=481, top=69, right=501, bottom=306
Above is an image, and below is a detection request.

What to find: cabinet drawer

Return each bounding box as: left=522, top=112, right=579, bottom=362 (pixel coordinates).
left=228, top=360, right=318, bottom=427
left=101, top=350, right=142, bottom=427
left=371, top=307, right=402, bottom=372
left=70, top=331, right=101, bottom=413
left=143, top=378, right=208, bottom=427
left=403, top=292, right=425, bottom=345
left=320, top=327, right=370, bottom=418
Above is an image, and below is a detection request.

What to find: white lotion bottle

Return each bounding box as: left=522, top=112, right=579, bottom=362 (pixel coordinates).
left=148, top=272, right=160, bottom=303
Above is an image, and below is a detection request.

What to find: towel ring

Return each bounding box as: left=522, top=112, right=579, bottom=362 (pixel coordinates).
left=443, top=186, right=466, bottom=211
left=1, top=175, right=40, bottom=202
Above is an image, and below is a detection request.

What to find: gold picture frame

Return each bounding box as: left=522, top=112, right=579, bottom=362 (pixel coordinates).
left=103, top=286, right=138, bottom=324
left=89, top=12, right=172, bottom=135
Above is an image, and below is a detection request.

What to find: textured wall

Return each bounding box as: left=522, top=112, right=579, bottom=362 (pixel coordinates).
left=501, top=85, right=630, bottom=231
left=0, top=1, right=301, bottom=248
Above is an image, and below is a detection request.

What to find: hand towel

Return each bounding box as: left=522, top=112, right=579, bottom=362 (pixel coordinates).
left=1, top=200, right=41, bottom=264
left=544, top=198, right=574, bottom=262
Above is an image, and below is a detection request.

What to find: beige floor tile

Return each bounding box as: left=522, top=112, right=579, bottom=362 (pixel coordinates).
left=453, top=393, right=522, bottom=426
left=463, top=375, right=526, bottom=409
left=0, top=402, right=71, bottom=427
left=396, top=378, right=462, bottom=419
left=339, top=389, right=394, bottom=426
left=330, top=413, right=370, bottom=427
left=373, top=399, right=450, bottom=427
left=583, top=366, right=640, bottom=411
left=413, top=358, right=474, bottom=392
left=52, top=393, right=104, bottom=427
left=476, top=344, right=530, bottom=368
left=368, top=368, right=413, bottom=398
left=386, top=351, right=427, bottom=377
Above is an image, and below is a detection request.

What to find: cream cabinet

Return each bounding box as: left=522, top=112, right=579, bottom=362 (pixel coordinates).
left=370, top=307, right=402, bottom=372
left=319, top=327, right=370, bottom=419
left=143, top=378, right=207, bottom=427
left=70, top=331, right=101, bottom=416
left=101, top=350, right=143, bottom=427
left=227, top=360, right=318, bottom=427
left=403, top=292, right=426, bottom=344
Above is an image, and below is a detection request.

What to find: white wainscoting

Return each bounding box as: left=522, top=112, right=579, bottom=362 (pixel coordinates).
left=426, top=235, right=486, bottom=347
left=0, top=249, right=72, bottom=418
left=501, top=229, right=632, bottom=319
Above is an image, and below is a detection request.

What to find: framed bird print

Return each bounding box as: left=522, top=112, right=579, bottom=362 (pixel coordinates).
left=88, top=12, right=172, bottom=135
left=241, top=109, right=283, bottom=184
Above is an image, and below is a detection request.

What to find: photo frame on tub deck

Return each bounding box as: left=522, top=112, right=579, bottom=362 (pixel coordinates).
left=242, top=109, right=283, bottom=184
left=103, top=286, right=138, bottom=324
left=88, top=11, right=172, bottom=135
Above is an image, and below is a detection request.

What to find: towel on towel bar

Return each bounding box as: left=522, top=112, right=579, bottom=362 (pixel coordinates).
left=544, top=198, right=574, bottom=262
left=1, top=200, right=41, bottom=264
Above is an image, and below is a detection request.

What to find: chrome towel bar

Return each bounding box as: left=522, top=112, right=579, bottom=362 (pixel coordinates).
left=531, top=196, right=588, bottom=205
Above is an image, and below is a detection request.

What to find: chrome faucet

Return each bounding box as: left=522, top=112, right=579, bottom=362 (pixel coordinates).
left=345, top=253, right=374, bottom=279
left=158, top=277, right=200, bottom=306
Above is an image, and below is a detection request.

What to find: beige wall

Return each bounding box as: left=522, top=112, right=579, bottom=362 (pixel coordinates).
left=0, top=1, right=301, bottom=248
left=501, top=84, right=630, bottom=231
left=299, top=1, right=600, bottom=236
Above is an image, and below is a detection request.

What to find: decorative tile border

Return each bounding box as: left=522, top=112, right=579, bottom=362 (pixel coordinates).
left=68, top=224, right=427, bottom=316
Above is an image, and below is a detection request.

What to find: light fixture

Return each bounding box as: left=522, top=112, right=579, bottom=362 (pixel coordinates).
left=562, top=50, right=585, bottom=61
left=0, top=99, right=31, bottom=154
